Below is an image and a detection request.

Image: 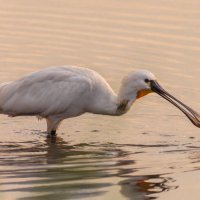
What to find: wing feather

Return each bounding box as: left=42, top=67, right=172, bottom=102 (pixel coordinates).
left=0, top=66, right=93, bottom=117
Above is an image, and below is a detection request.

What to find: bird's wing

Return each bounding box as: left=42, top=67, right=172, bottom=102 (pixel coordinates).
left=0, top=67, right=93, bottom=117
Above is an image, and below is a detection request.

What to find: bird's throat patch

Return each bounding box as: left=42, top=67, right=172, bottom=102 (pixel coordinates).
left=117, top=99, right=129, bottom=112
left=137, top=89, right=152, bottom=99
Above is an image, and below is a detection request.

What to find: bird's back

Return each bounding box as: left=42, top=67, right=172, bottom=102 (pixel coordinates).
left=0, top=66, right=116, bottom=118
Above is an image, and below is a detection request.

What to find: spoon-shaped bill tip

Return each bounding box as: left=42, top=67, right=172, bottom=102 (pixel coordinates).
left=151, top=80, right=200, bottom=128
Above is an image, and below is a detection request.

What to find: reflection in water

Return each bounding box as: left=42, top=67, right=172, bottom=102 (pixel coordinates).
left=120, top=175, right=178, bottom=200
left=0, top=136, right=178, bottom=200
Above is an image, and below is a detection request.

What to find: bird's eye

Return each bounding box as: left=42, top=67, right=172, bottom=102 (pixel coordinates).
left=144, top=79, right=150, bottom=83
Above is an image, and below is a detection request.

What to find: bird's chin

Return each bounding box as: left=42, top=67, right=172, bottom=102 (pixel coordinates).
left=150, top=80, right=200, bottom=128
left=136, top=89, right=152, bottom=99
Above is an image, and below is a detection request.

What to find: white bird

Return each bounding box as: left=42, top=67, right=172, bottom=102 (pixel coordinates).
left=0, top=66, right=199, bottom=136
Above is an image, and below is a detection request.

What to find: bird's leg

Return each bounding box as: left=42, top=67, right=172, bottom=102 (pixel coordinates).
left=50, top=130, right=57, bottom=137
left=47, top=130, right=57, bottom=138
left=46, top=117, right=61, bottom=137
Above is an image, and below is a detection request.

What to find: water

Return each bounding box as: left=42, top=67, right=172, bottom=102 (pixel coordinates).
left=0, top=1, right=200, bottom=199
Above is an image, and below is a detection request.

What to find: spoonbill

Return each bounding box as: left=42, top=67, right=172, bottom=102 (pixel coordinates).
left=0, top=66, right=199, bottom=136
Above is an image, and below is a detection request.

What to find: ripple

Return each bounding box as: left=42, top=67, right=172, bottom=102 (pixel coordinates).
left=0, top=136, right=182, bottom=200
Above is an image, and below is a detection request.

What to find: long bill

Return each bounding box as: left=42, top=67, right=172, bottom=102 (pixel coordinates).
left=150, top=80, right=200, bottom=128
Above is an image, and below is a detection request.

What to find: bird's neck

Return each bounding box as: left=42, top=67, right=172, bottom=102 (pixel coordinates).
left=115, top=84, right=137, bottom=115
left=89, top=90, right=136, bottom=116
left=115, top=96, right=136, bottom=116
left=88, top=81, right=137, bottom=116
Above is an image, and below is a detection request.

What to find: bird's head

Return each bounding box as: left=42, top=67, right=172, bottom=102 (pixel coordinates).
left=120, top=70, right=155, bottom=100
left=119, top=70, right=200, bottom=128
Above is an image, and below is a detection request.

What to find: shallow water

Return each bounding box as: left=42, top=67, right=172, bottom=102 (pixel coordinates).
left=0, top=0, right=200, bottom=200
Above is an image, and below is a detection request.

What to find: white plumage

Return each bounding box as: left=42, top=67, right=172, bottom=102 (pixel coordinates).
left=0, top=66, right=199, bottom=136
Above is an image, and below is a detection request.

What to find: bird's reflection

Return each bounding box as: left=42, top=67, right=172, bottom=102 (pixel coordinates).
left=119, top=174, right=178, bottom=200
left=0, top=134, right=178, bottom=200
